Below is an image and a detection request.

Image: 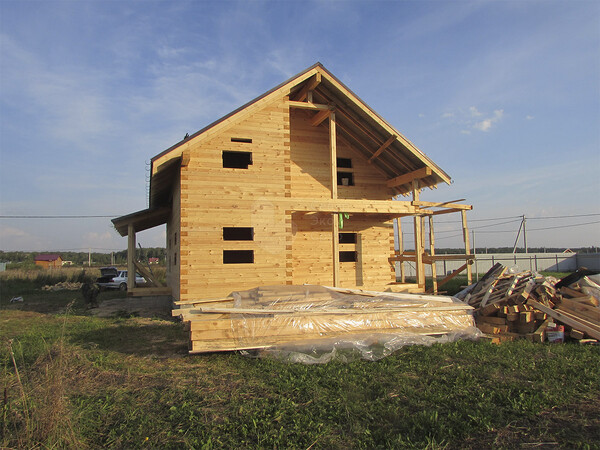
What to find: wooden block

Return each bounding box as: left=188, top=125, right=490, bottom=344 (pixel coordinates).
left=519, top=311, right=534, bottom=324
left=534, top=311, right=547, bottom=321
left=506, top=312, right=519, bottom=322
left=478, top=316, right=507, bottom=326
left=477, top=322, right=509, bottom=334
left=480, top=303, right=501, bottom=316
left=569, top=329, right=585, bottom=340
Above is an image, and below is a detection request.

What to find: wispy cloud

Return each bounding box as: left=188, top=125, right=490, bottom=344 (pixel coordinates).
left=473, top=109, right=504, bottom=132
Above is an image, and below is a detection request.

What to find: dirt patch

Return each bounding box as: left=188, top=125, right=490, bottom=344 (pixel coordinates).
left=88, top=296, right=173, bottom=320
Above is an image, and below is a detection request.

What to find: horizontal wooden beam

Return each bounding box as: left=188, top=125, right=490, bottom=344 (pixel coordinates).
left=368, top=135, right=396, bottom=163
left=287, top=100, right=331, bottom=111
left=283, top=198, right=418, bottom=214
left=413, top=200, right=472, bottom=210
left=386, top=167, right=432, bottom=188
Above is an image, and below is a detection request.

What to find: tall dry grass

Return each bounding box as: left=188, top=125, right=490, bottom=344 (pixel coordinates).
left=2, top=304, right=85, bottom=448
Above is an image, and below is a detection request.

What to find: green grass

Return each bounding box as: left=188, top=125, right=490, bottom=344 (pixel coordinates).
left=2, top=276, right=599, bottom=449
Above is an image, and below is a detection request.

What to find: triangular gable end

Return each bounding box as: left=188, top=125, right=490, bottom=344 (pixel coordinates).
left=150, top=63, right=450, bottom=204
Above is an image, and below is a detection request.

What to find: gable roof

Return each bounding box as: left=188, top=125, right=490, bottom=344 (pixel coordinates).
left=35, top=254, right=61, bottom=262
left=149, top=62, right=451, bottom=206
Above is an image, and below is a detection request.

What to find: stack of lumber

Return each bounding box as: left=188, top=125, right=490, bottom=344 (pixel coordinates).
left=457, top=265, right=600, bottom=343
left=172, top=285, right=478, bottom=354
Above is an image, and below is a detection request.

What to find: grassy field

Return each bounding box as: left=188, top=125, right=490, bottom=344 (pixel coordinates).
left=1, top=271, right=599, bottom=449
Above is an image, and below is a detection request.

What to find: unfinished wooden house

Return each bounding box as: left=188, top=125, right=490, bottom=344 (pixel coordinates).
left=112, top=63, right=474, bottom=302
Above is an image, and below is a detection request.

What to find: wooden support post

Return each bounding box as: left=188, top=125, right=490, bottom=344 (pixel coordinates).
left=127, top=223, right=136, bottom=292
left=429, top=216, right=438, bottom=294
left=461, top=210, right=472, bottom=285
left=330, top=112, right=337, bottom=200
left=330, top=112, right=339, bottom=286
left=397, top=219, right=405, bottom=283
left=412, top=180, right=425, bottom=288
left=333, top=213, right=340, bottom=287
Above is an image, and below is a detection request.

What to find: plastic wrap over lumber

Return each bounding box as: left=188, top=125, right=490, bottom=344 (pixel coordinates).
left=183, top=285, right=477, bottom=353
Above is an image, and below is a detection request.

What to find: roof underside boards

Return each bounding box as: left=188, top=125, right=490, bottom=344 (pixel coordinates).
left=148, top=63, right=451, bottom=207
left=112, top=207, right=171, bottom=236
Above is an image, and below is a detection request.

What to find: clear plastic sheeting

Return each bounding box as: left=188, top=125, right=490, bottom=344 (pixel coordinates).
left=180, top=285, right=480, bottom=360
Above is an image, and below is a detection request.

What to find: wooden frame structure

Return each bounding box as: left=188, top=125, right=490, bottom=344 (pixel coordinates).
left=112, top=63, right=472, bottom=300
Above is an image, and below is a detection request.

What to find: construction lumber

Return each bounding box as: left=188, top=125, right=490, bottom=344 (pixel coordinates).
left=457, top=264, right=600, bottom=343
left=175, top=285, right=477, bottom=354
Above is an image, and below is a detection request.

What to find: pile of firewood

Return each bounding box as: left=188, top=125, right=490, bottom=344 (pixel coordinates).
left=456, top=264, right=600, bottom=343
left=42, top=281, right=83, bottom=291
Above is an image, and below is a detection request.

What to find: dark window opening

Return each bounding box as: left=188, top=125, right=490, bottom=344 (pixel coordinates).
left=174, top=252, right=177, bottom=265
left=174, top=232, right=177, bottom=245
left=223, top=250, right=254, bottom=264
left=231, top=137, right=252, bottom=143
left=339, top=251, right=357, bottom=262
left=223, top=227, right=254, bottom=241
left=223, top=151, right=253, bottom=169
left=336, top=157, right=352, bottom=168
left=337, top=171, right=354, bottom=186
left=339, top=232, right=357, bottom=244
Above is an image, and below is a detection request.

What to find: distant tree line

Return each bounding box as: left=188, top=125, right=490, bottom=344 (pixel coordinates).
left=0, top=248, right=167, bottom=268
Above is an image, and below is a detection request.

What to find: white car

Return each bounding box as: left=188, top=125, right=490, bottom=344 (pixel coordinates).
left=97, top=267, right=146, bottom=291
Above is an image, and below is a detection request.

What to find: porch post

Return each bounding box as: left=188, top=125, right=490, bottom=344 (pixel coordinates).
left=127, top=223, right=136, bottom=292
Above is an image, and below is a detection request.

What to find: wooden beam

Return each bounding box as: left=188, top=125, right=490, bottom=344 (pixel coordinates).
left=368, top=135, right=396, bottom=163
left=412, top=180, right=425, bottom=288
left=461, top=210, right=472, bottom=285
left=127, top=224, right=136, bottom=292
left=312, top=108, right=332, bottom=127
left=287, top=100, right=330, bottom=110
left=333, top=213, right=340, bottom=287
left=413, top=200, right=471, bottom=210
left=428, top=216, right=438, bottom=294
left=294, top=72, right=321, bottom=102
left=387, top=167, right=432, bottom=188
left=133, top=260, right=165, bottom=287
left=330, top=112, right=337, bottom=200
left=181, top=150, right=190, bottom=167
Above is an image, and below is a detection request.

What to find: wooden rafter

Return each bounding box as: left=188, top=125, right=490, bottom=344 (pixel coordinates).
left=386, top=167, right=432, bottom=188
left=368, top=135, right=396, bottom=163
left=311, top=108, right=332, bottom=126
left=294, top=72, right=322, bottom=102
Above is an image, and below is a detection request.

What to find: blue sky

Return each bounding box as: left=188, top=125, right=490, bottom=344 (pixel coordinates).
left=1, top=0, right=599, bottom=252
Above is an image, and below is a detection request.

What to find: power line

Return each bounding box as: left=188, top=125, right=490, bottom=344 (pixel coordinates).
left=0, top=215, right=118, bottom=219
left=527, top=220, right=600, bottom=231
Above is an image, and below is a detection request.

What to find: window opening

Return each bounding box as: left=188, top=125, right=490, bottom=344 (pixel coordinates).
left=336, top=157, right=352, bottom=168
left=337, top=171, right=354, bottom=186
left=223, top=250, right=254, bottom=264
left=223, top=227, right=254, bottom=241
left=339, top=251, right=357, bottom=262
left=223, top=150, right=253, bottom=169
left=231, top=137, right=252, bottom=143
left=339, top=232, right=357, bottom=244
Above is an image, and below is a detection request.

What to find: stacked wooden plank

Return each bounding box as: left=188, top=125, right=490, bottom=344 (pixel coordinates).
left=172, top=285, right=478, bottom=354
left=458, top=265, right=600, bottom=343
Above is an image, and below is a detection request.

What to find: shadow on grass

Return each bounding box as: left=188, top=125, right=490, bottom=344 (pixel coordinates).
left=69, top=320, right=189, bottom=357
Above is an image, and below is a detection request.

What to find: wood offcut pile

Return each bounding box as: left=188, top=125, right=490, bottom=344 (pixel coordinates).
left=172, top=285, right=478, bottom=354
left=42, top=281, right=83, bottom=291
left=457, top=264, right=600, bottom=343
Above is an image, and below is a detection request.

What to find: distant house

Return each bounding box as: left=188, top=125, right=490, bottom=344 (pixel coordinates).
left=34, top=254, right=63, bottom=269
left=149, top=257, right=160, bottom=264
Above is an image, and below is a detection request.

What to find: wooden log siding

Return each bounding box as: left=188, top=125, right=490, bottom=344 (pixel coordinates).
left=112, top=64, right=474, bottom=302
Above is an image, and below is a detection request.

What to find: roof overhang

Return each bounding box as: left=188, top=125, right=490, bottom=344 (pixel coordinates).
left=112, top=207, right=171, bottom=236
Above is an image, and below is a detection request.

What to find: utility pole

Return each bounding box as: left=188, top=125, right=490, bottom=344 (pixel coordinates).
left=523, top=215, right=528, bottom=253
left=88, top=248, right=91, bottom=267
